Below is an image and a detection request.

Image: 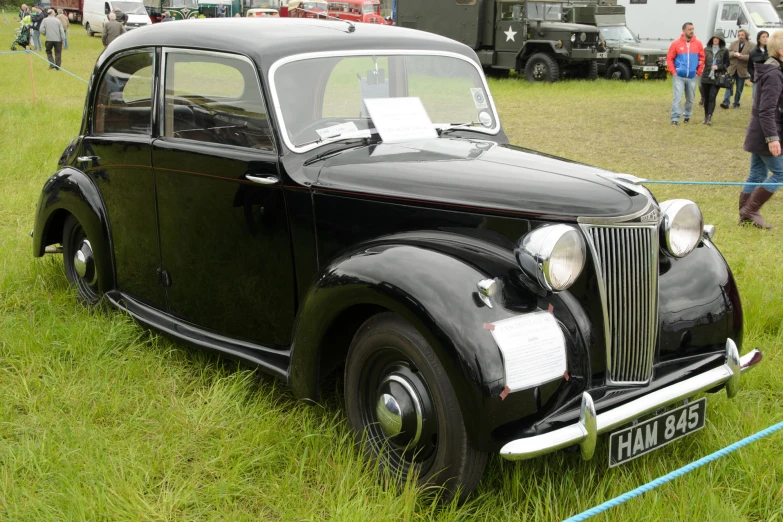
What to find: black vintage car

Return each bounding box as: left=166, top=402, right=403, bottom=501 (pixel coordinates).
left=33, top=18, right=762, bottom=497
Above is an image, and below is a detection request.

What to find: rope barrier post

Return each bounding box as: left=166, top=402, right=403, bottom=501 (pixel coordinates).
left=26, top=51, right=37, bottom=105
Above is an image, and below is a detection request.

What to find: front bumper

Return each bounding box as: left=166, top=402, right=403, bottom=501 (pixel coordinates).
left=500, top=340, right=762, bottom=461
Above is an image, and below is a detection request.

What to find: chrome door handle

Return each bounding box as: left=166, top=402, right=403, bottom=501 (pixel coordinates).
left=77, top=156, right=100, bottom=162
left=245, top=174, right=280, bottom=185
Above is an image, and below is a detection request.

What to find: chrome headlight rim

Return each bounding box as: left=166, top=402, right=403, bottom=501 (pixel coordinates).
left=515, top=224, right=587, bottom=292
left=659, top=199, right=704, bottom=258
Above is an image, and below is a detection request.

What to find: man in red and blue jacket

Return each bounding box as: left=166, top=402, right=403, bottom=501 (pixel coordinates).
left=668, top=22, right=705, bottom=125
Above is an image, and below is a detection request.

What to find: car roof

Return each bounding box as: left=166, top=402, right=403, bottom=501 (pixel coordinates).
left=99, top=18, right=479, bottom=74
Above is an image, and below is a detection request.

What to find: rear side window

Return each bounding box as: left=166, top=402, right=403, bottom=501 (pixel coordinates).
left=163, top=51, right=274, bottom=151
left=93, top=51, right=154, bottom=135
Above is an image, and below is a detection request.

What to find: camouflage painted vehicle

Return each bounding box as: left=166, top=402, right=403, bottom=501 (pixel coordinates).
left=396, top=0, right=620, bottom=83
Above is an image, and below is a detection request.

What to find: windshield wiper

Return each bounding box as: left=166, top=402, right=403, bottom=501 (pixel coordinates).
left=436, top=122, right=484, bottom=135
left=302, top=133, right=382, bottom=166
left=296, top=128, right=379, bottom=149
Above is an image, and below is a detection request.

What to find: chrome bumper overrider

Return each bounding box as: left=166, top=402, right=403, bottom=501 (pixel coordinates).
left=499, top=340, right=763, bottom=461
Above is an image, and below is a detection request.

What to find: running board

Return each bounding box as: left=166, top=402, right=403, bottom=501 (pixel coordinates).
left=105, top=290, right=291, bottom=381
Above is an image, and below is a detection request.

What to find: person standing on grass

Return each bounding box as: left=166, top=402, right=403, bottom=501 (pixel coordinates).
left=700, top=30, right=730, bottom=126
left=113, top=6, right=127, bottom=24
left=102, top=12, right=125, bottom=48
left=19, top=3, right=30, bottom=20
left=40, top=9, right=65, bottom=70
left=739, top=31, right=783, bottom=229
left=667, top=22, right=705, bottom=126
left=217, top=2, right=226, bottom=17
left=721, top=29, right=754, bottom=109
left=56, top=9, right=70, bottom=51
left=749, top=31, right=769, bottom=102
left=30, top=6, right=45, bottom=51
left=161, top=10, right=174, bottom=21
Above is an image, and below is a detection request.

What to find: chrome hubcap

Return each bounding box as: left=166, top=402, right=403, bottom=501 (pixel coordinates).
left=73, top=239, right=97, bottom=285
left=375, top=374, right=423, bottom=447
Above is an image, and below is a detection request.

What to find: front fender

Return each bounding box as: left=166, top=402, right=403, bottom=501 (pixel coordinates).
left=33, top=167, right=115, bottom=293
left=288, top=236, right=591, bottom=451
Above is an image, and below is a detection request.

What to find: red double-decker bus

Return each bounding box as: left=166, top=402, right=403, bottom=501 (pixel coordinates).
left=327, top=0, right=385, bottom=24
left=284, top=0, right=328, bottom=18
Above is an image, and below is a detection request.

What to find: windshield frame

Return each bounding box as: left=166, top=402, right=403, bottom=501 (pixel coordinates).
left=268, top=49, right=502, bottom=154
left=599, top=24, right=639, bottom=44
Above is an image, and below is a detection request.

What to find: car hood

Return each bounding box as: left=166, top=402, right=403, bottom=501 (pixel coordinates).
left=315, top=138, right=651, bottom=220
left=622, top=43, right=666, bottom=56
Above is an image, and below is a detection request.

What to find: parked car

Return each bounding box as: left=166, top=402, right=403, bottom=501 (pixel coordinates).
left=82, top=0, right=151, bottom=35
left=32, top=18, right=762, bottom=498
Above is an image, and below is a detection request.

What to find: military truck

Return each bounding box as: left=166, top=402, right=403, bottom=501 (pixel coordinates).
left=396, top=0, right=619, bottom=83
left=564, top=0, right=667, bottom=80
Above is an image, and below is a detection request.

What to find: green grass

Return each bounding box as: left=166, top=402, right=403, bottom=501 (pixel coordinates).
left=0, top=22, right=782, bottom=521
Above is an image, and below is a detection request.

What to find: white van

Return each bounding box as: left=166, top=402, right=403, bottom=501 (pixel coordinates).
left=616, top=0, right=783, bottom=48
left=82, top=0, right=151, bottom=36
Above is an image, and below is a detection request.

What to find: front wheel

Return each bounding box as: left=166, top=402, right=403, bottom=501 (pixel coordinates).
left=524, top=52, right=560, bottom=83
left=605, top=61, right=632, bottom=81
left=85, top=23, right=94, bottom=37
left=586, top=60, right=599, bottom=81
left=344, top=313, right=487, bottom=501
left=62, top=214, right=102, bottom=306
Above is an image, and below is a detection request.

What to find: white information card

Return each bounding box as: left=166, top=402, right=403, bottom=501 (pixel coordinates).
left=363, top=97, right=438, bottom=144
left=489, top=312, right=567, bottom=392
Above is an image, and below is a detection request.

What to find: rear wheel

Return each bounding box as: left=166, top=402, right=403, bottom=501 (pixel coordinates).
left=605, top=61, right=632, bottom=81
left=524, top=52, right=560, bottom=83
left=62, top=215, right=102, bottom=306
left=344, top=313, right=487, bottom=501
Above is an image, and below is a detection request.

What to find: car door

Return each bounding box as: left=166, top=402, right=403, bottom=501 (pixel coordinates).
left=716, top=2, right=742, bottom=43
left=496, top=1, right=525, bottom=53
left=80, top=47, right=167, bottom=308
left=152, top=48, right=296, bottom=348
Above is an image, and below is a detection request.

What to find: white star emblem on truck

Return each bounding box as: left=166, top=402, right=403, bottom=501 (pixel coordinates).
left=504, top=27, right=517, bottom=42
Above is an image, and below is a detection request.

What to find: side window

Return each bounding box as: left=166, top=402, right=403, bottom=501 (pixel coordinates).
left=93, top=51, right=154, bottom=135
left=721, top=3, right=740, bottom=20
left=163, top=52, right=274, bottom=151
left=104, top=2, right=110, bottom=14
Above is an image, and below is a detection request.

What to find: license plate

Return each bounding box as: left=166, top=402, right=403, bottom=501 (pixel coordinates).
left=643, top=66, right=659, bottom=71
left=608, top=398, right=706, bottom=467
left=597, top=52, right=608, bottom=58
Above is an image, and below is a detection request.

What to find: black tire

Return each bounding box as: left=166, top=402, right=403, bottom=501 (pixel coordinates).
left=605, top=61, right=632, bottom=81
left=85, top=23, right=94, bottom=37
left=524, top=52, right=560, bottom=83
left=62, top=214, right=102, bottom=306
left=344, top=313, right=487, bottom=501
left=586, top=60, right=599, bottom=81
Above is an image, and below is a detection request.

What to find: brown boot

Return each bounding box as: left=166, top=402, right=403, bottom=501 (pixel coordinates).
left=738, top=192, right=752, bottom=224
left=739, top=187, right=774, bottom=229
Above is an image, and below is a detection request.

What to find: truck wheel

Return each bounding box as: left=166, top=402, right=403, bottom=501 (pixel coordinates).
left=344, top=313, right=487, bottom=501
left=586, top=60, right=599, bottom=81
left=605, top=61, right=631, bottom=81
left=85, top=23, right=94, bottom=37
left=524, top=53, right=560, bottom=83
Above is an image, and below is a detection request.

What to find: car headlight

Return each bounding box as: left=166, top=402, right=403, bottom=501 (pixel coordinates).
left=637, top=54, right=646, bottom=65
left=571, top=34, right=576, bottom=42
left=580, top=32, right=587, bottom=42
left=515, top=224, right=586, bottom=292
left=659, top=200, right=703, bottom=258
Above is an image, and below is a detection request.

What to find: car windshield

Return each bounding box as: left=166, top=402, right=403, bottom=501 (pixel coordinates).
left=113, top=1, right=147, bottom=13
left=599, top=25, right=639, bottom=43
left=746, top=2, right=782, bottom=26
left=302, top=1, right=327, bottom=10
left=273, top=53, right=499, bottom=151
left=361, top=2, right=375, bottom=14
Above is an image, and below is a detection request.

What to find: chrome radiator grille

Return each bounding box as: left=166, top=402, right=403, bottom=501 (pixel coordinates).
left=583, top=225, right=659, bottom=384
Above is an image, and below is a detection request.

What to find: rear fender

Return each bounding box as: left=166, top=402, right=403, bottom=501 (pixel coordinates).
left=32, top=167, right=115, bottom=293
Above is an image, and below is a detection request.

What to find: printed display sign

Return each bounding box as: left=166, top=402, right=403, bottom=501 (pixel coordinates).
left=489, top=312, right=567, bottom=392
left=363, top=97, right=438, bottom=144
left=471, top=88, right=489, bottom=110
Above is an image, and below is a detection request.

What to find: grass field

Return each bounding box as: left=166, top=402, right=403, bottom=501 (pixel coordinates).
left=0, top=19, right=782, bottom=521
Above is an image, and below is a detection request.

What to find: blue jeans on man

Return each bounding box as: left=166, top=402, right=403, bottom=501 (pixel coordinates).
left=31, top=29, right=41, bottom=51
left=63, top=30, right=68, bottom=50
left=671, top=75, right=698, bottom=122
left=722, top=73, right=746, bottom=107
left=743, top=153, right=783, bottom=194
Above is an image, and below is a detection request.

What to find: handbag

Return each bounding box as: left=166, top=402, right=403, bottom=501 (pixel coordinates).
left=716, top=71, right=734, bottom=90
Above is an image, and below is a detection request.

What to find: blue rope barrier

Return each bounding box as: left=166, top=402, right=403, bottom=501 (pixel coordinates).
left=0, top=49, right=88, bottom=83
left=563, top=420, right=783, bottom=522
left=643, top=180, right=783, bottom=187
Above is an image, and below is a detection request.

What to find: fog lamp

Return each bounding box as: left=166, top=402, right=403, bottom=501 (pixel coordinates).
left=660, top=200, right=703, bottom=258
left=515, top=225, right=586, bottom=292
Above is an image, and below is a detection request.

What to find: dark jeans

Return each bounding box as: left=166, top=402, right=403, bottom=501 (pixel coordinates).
left=723, top=73, right=746, bottom=107
left=703, top=82, right=721, bottom=117
left=45, top=41, right=62, bottom=69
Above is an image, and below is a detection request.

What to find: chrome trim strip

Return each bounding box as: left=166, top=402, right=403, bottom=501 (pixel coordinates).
left=266, top=49, right=502, bottom=153
left=499, top=342, right=762, bottom=461
left=577, top=198, right=654, bottom=225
